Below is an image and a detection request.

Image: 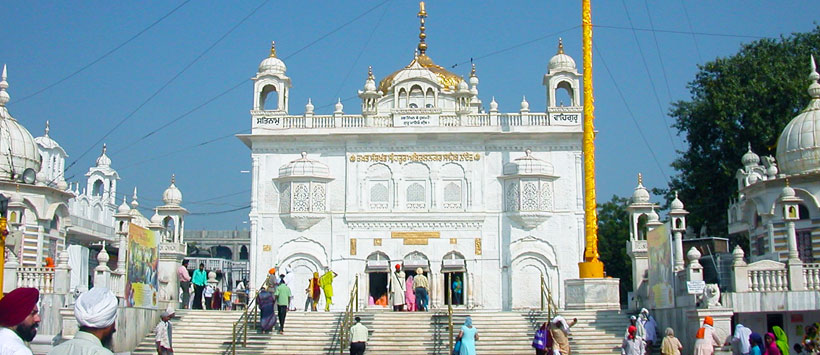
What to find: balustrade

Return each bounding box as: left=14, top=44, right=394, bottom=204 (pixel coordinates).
left=16, top=267, right=55, bottom=293
left=804, top=263, right=820, bottom=290
left=749, top=268, right=789, bottom=291
left=253, top=112, right=578, bottom=130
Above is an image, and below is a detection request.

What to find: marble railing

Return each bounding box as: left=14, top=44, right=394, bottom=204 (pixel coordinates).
left=16, top=267, right=55, bottom=293
left=70, top=215, right=116, bottom=239
left=804, top=263, right=820, bottom=290
left=253, top=112, right=570, bottom=130
left=749, top=267, right=789, bottom=292
left=110, top=271, right=125, bottom=298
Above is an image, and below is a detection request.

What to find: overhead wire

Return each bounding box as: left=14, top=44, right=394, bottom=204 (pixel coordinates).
left=594, top=24, right=765, bottom=39
left=112, top=0, right=393, bottom=153
left=643, top=0, right=675, bottom=106
left=116, top=128, right=250, bottom=171
left=678, top=0, right=704, bottom=63
left=59, top=0, right=272, bottom=178
left=12, top=0, right=192, bottom=105
left=448, top=25, right=580, bottom=69
left=594, top=43, right=669, bottom=183
left=332, top=0, right=392, bottom=99
left=619, top=0, right=678, bottom=151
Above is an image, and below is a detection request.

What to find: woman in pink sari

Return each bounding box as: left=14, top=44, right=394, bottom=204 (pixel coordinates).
left=405, top=275, right=416, bottom=311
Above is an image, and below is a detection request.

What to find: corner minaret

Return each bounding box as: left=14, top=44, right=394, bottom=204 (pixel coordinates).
left=253, top=41, right=291, bottom=113
left=543, top=39, right=582, bottom=124
left=85, top=144, right=120, bottom=205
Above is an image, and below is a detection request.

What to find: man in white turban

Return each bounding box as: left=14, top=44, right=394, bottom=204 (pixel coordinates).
left=49, top=287, right=118, bottom=355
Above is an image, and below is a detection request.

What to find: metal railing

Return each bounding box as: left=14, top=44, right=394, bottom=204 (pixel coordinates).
left=229, top=283, right=263, bottom=355
left=338, top=275, right=359, bottom=355
left=447, top=290, right=454, bottom=355
left=540, top=273, right=558, bottom=320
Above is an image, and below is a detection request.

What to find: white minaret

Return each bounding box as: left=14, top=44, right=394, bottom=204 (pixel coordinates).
left=543, top=39, right=582, bottom=124
left=85, top=144, right=120, bottom=205
left=252, top=41, right=291, bottom=112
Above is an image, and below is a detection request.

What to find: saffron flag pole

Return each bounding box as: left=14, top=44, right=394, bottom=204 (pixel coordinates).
left=578, top=0, right=605, bottom=278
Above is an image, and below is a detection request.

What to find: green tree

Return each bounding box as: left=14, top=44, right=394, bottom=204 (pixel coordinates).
left=669, top=25, right=820, bottom=241
left=597, top=195, right=632, bottom=305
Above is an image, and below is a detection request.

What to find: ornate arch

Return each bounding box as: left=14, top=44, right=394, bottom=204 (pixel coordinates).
left=277, top=236, right=329, bottom=267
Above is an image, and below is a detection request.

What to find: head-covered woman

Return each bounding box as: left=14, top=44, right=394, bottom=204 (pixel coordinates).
left=749, top=332, right=765, bottom=354
left=627, top=325, right=637, bottom=340
left=732, top=324, right=752, bottom=354
left=772, top=326, right=789, bottom=355
left=464, top=315, right=473, bottom=327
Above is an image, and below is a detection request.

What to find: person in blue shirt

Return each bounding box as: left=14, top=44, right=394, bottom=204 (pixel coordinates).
left=191, top=263, right=208, bottom=309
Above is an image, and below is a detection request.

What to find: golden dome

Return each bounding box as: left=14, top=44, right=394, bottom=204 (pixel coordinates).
left=377, top=54, right=464, bottom=94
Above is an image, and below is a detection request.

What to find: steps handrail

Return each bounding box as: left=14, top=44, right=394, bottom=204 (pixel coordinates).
left=540, top=273, right=558, bottom=320
left=229, top=281, right=266, bottom=355
left=338, top=274, right=359, bottom=355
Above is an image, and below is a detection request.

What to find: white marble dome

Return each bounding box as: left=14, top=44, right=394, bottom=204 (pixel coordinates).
left=632, top=176, right=651, bottom=204
left=776, top=57, right=820, bottom=175
left=279, top=152, right=329, bottom=177
left=0, top=66, right=42, bottom=182
left=548, top=39, right=576, bottom=73
left=503, top=150, right=554, bottom=176
left=741, top=143, right=760, bottom=167
left=162, top=175, right=182, bottom=206
left=258, top=42, right=287, bottom=75
left=34, top=121, right=67, bottom=155
left=670, top=193, right=685, bottom=211
left=95, top=144, right=112, bottom=167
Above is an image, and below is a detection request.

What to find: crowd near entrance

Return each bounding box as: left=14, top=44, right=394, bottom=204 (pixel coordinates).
left=363, top=250, right=468, bottom=309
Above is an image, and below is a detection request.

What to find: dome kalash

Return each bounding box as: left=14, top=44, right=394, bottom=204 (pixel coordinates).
left=376, top=2, right=464, bottom=95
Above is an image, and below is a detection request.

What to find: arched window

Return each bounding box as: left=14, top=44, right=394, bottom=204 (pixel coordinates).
left=637, top=214, right=648, bottom=240
left=407, top=183, right=425, bottom=209
left=398, top=88, right=408, bottom=107
left=409, top=85, right=424, bottom=108
left=92, top=180, right=104, bottom=196
left=260, top=84, right=278, bottom=110
left=370, top=183, right=389, bottom=210
left=798, top=204, right=810, bottom=220
left=443, top=182, right=461, bottom=209
left=555, top=81, right=574, bottom=106
left=239, top=245, right=249, bottom=260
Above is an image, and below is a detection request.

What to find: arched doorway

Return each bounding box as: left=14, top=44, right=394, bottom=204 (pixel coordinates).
left=366, top=252, right=390, bottom=308
left=510, top=253, right=556, bottom=310
left=280, top=255, right=321, bottom=311
left=441, top=251, right=467, bottom=307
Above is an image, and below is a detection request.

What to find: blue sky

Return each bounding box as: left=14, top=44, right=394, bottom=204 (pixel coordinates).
left=1, top=1, right=818, bottom=230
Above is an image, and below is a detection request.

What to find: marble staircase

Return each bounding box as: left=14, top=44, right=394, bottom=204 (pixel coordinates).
left=131, top=308, right=630, bottom=354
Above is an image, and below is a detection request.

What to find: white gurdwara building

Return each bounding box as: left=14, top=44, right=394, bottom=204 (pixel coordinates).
left=240, top=5, right=588, bottom=310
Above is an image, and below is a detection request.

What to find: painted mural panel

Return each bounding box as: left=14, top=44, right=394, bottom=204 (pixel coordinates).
left=647, top=223, right=674, bottom=309
left=125, top=224, right=159, bottom=308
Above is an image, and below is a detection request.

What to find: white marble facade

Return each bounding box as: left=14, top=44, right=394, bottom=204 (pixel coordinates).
left=241, top=9, right=588, bottom=311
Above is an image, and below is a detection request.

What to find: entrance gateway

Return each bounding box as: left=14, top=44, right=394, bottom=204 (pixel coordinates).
left=239, top=2, right=584, bottom=311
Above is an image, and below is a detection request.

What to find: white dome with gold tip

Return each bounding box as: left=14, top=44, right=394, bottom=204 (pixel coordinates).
left=776, top=55, right=820, bottom=175
left=0, top=65, right=42, bottom=182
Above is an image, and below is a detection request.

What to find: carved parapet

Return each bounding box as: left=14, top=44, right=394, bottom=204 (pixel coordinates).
left=626, top=240, right=648, bottom=256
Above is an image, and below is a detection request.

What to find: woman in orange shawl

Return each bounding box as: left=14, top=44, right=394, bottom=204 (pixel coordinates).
left=304, top=272, right=321, bottom=311
left=694, top=316, right=722, bottom=355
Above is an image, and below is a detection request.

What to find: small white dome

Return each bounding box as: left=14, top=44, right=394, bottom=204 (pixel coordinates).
left=334, top=98, right=343, bottom=113
left=469, top=64, right=479, bottom=86
left=117, top=196, right=130, bottom=214
left=364, top=66, right=377, bottom=92
left=687, top=247, right=702, bottom=262
left=95, top=144, right=112, bottom=167
left=458, top=79, right=469, bottom=91
left=632, top=174, right=650, bottom=203
left=503, top=149, right=554, bottom=176
left=647, top=209, right=660, bottom=222
left=520, top=96, right=530, bottom=111
left=34, top=121, right=67, bottom=156
left=548, top=39, right=576, bottom=73
left=258, top=41, right=287, bottom=75
left=162, top=174, right=182, bottom=206
left=741, top=143, right=760, bottom=167
left=305, top=98, right=314, bottom=114
left=279, top=152, right=330, bottom=178
left=780, top=184, right=796, bottom=199
left=150, top=209, right=163, bottom=224
left=489, top=97, right=498, bottom=111
left=670, top=192, right=685, bottom=211
left=56, top=179, right=68, bottom=191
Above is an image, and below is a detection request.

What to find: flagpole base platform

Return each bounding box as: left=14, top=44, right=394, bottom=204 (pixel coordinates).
left=564, top=278, right=620, bottom=310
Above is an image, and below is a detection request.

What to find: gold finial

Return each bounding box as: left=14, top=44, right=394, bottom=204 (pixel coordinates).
left=557, top=38, right=564, bottom=54
left=368, top=66, right=374, bottom=80
left=270, top=41, right=277, bottom=57
left=785, top=178, right=790, bottom=187
left=470, top=63, right=476, bottom=77
left=638, top=173, right=643, bottom=185
left=417, top=1, right=428, bottom=55
left=171, top=174, right=175, bottom=184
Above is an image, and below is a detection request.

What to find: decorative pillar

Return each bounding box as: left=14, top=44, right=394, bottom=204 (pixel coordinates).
left=731, top=245, right=749, bottom=292
left=686, top=247, right=703, bottom=283
left=3, top=255, right=19, bottom=293
left=53, top=249, right=71, bottom=295
left=669, top=192, right=689, bottom=272
left=94, top=245, right=111, bottom=289
left=779, top=182, right=805, bottom=291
